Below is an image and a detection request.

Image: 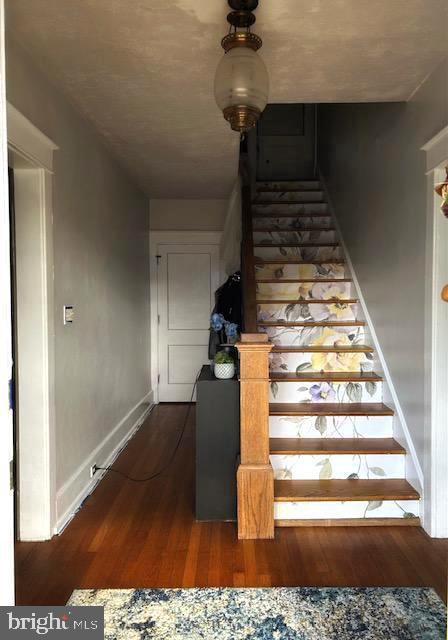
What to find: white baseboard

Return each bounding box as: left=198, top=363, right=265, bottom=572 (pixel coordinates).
left=319, top=173, right=424, bottom=496
left=55, top=391, right=154, bottom=534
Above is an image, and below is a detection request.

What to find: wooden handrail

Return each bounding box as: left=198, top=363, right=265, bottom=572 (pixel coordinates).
left=239, top=138, right=258, bottom=333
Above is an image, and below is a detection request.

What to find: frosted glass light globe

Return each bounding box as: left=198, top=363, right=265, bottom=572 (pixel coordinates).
left=214, top=46, right=269, bottom=114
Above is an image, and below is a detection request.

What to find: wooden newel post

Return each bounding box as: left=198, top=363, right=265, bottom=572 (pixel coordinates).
left=236, top=333, right=274, bottom=539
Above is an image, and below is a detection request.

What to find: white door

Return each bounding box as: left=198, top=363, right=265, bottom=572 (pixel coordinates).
left=157, top=243, right=220, bottom=401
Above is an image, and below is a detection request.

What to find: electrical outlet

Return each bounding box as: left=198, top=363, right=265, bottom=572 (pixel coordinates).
left=89, top=464, right=98, bottom=478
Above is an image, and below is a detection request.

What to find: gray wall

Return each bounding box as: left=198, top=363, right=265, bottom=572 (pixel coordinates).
left=318, top=58, right=448, bottom=469
left=150, top=199, right=227, bottom=231
left=220, top=179, right=241, bottom=277
left=6, top=37, right=151, bottom=502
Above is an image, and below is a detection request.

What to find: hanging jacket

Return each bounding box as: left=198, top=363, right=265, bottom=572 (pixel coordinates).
left=208, top=271, right=242, bottom=359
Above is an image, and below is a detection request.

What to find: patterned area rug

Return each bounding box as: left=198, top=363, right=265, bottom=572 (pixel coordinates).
left=68, top=587, right=446, bottom=639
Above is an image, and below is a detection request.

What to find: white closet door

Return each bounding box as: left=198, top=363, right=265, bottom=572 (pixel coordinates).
left=157, top=243, right=220, bottom=401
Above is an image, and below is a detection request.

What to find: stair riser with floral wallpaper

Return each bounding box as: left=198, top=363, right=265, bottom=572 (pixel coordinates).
left=254, top=230, right=337, bottom=244
left=258, top=303, right=359, bottom=324
left=255, top=263, right=347, bottom=280
left=257, top=181, right=321, bottom=190
left=255, top=190, right=324, bottom=203
left=257, top=281, right=354, bottom=300
left=255, top=191, right=324, bottom=203
left=274, top=501, right=420, bottom=521
left=253, top=203, right=328, bottom=215
left=269, top=380, right=381, bottom=403
left=271, top=454, right=405, bottom=480
left=261, top=325, right=367, bottom=347
left=254, top=246, right=342, bottom=261
left=253, top=216, right=333, bottom=230
left=269, top=348, right=372, bottom=374
left=269, top=415, right=394, bottom=439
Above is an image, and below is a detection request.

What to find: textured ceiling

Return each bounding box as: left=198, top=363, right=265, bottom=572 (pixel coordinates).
left=5, top=0, right=447, bottom=197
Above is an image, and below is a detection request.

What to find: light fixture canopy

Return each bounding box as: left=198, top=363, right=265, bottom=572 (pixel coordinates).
left=214, top=0, right=269, bottom=133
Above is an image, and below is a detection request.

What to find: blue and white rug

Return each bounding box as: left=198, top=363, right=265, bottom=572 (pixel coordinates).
left=68, top=587, right=446, bottom=639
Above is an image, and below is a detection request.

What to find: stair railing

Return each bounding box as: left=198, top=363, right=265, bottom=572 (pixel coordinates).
left=239, top=137, right=257, bottom=334
left=236, top=135, right=275, bottom=540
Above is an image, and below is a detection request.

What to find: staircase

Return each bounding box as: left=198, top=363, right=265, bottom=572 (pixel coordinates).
left=249, top=180, right=420, bottom=527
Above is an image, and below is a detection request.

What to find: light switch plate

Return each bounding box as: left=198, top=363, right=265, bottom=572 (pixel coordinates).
left=63, top=305, right=74, bottom=325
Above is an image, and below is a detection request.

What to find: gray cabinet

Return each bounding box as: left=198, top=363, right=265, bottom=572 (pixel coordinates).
left=195, top=365, right=240, bottom=521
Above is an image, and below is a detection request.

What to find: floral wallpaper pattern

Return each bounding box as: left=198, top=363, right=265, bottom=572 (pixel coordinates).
left=258, top=180, right=320, bottom=190
left=256, top=191, right=323, bottom=203
left=271, top=452, right=404, bottom=480
left=253, top=202, right=328, bottom=215
left=260, top=325, right=367, bottom=347
left=269, top=346, right=371, bottom=373
left=259, top=301, right=359, bottom=324
left=254, top=245, right=341, bottom=261
left=257, top=280, right=352, bottom=301
left=269, top=379, right=381, bottom=403
left=253, top=216, right=332, bottom=230
left=255, top=262, right=346, bottom=280
left=254, top=229, right=336, bottom=244
left=269, top=414, right=393, bottom=439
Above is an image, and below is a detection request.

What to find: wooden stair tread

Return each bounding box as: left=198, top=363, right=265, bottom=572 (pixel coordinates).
left=270, top=437, right=404, bottom=455
left=259, top=321, right=365, bottom=327
left=270, top=371, right=381, bottom=382
left=256, top=278, right=351, bottom=284
left=271, top=344, right=371, bottom=352
left=274, top=479, right=419, bottom=502
left=269, top=402, right=394, bottom=416
left=257, top=298, right=358, bottom=305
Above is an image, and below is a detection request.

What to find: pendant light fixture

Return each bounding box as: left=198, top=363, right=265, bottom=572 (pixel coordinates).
left=214, top=0, right=269, bottom=133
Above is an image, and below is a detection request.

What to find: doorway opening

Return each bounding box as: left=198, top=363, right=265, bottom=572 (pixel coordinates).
left=7, top=104, right=57, bottom=542
left=256, top=104, right=317, bottom=181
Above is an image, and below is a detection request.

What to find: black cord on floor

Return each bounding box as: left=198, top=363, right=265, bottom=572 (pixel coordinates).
left=95, top=370, right=201, bottom=482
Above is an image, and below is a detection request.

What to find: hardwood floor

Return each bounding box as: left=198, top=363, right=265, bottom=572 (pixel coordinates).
left=15, top=404, right=447, bottom=605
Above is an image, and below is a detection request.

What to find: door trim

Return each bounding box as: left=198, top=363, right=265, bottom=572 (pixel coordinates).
left=422, top=128, right=448, bottom=538
left=7, top=103, right=58, bottom=540
left=149, top=231, right=221, bottom=403
left=0, top=0, right=15, bottom=603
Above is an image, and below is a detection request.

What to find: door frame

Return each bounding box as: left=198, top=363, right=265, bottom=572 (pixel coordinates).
left=0, top=0, right=15, bottom=604
left=149, top=231, right=222, bottom=403
left=7, top=102, right=58, bottom=540
left=422, top=126, right=448, bottom=538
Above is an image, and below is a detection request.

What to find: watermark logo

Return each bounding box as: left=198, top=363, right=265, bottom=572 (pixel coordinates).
left=0, top=607, right=104, bottom=639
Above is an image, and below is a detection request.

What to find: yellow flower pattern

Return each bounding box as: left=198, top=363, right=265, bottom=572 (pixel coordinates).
left=309, top=329, right=365, bottom=372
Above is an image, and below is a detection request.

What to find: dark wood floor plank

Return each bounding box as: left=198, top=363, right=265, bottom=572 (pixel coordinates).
left=14, top=404, right=447, bottom=604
